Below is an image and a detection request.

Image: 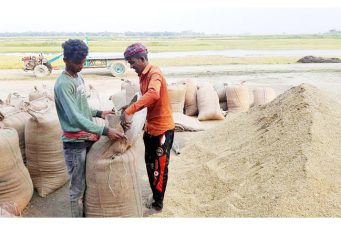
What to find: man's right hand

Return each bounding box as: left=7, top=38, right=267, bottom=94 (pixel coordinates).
left=107, top=128, right=127, bottom=141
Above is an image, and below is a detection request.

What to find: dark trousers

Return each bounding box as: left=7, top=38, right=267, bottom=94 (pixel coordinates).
left=143, top=129, right=174, bottom=208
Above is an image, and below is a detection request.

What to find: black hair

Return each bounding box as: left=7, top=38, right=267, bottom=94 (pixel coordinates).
left=62, top=39, right=88, bottom=63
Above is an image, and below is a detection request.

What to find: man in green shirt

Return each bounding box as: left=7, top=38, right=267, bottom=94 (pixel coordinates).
left=54, top=39, right=126, bottom=217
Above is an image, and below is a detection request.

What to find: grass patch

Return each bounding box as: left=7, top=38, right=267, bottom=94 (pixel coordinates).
left=1, top=35, right=341, bottom=53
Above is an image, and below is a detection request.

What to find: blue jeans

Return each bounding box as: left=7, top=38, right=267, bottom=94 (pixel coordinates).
left=63, top=142, right=92, bottom=217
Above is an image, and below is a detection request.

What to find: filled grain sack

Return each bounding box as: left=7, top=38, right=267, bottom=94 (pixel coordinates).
left=125, top=108, right=147, bottom=146
left=120, top=92, right=147, bottom=146
left=226, top=81, right=250, bottom=113
left=214, top=82, right=228, bottom=111
left=25, top=110, right=69, bottom=197
left=28, top=85, right=54, bottom=102
left=85, top=140, right=143, bottom=217
left=0, top=93, right=24, bottom=120
left=109, top=91, right=127, bottom=113
left=27, top=95, right=55, bottom=112
left=1, top=100, right=32, bottom=164
left=1, top=111, right=31, bottom=164
left=197, top=83, right=224, bottom=121
left=253, top=87, right=276, bottom=106
left=173, top=112, right=204, bottom=132
left=182, top=79, right=198, bottom=116
left=0, top=126, right=33, bottom=216
left=168, top=84, right=186, bottom=113
left=4, top=93, right=25, bottom=109
left=87, top=84, right=105, bottom=126
left=121, top=80, right=140, bottom=104
left=214, top=82, right=227, bottom=102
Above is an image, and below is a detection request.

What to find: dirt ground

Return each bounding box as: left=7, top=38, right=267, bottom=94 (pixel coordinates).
left=1, top=63, right=341, bottom=217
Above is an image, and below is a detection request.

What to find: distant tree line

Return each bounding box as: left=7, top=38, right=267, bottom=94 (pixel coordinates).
left=0, top=31, right=204, bottom=37
left=327, top=29, right=341, bottom=35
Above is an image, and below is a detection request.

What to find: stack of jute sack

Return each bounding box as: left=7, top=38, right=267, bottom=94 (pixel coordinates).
left=166, top=79, right=278, bottom=131
left=0, top=84, right=69, bottom=217
left=169, top=79, right=278, bottom=116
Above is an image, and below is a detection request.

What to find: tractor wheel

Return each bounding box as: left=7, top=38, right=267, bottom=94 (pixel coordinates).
left=109, top=62, right=126, bottom=76
left=44, top=62, right=53, bottom=73
left=34, top=65, right=51, bottom=77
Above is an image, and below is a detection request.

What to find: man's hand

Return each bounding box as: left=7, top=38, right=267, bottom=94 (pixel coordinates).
left=101, top=110, right=114, bottom=119
left=120, top=110, right=132, bottom=131
left=107, top=128, right=127, bottom=141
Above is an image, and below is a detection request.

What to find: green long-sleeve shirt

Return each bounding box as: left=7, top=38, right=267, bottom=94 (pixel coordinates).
left=54, top=71, right=106, bottom=142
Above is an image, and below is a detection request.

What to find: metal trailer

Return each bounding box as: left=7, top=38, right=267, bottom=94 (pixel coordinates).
left=83, top=55, right=127, bottom=77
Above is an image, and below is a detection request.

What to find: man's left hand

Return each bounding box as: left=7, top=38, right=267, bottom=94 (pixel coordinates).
left=121, top=111, right=132, bottom=130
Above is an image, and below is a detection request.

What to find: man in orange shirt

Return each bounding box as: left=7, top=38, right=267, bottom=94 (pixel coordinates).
left=122, top=43, right=175, bottom=212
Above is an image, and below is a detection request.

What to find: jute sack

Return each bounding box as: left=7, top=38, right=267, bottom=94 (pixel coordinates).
left=226, top=81, right=250, bottom=113
left=214, top=82, right=228, bottom=111
left=1, top=100, right=33, bottom=164
left=168, top=84, right=186, bottom=113
left=28, top=85, right=54, bottom=102
left=2, top=111, right=31, bottom=164
left=28, top=86, right=45, bottom=101
left=183, top=79, right=198, bottom=116
left=87, top=84, right=105, bottom=126
left=27, top=96, right=55, bottom=112
left=173, top=112, right=204, bottom=132
left=25, top=111, right=69, bottom=197
left=214, top=82, right=227, bottom=102
left=253, top=87, right=276, bottom=106
left=0, top=126, right=33, bottom=216
left=109, top=91, right=127, bottom=113
left=123, top=80, right=140, bottom=104
left=85, top=140, right=143, bottom=217
left=197, top=83, right=224, bottom=121
left=4, top=93, right=26, bottom=110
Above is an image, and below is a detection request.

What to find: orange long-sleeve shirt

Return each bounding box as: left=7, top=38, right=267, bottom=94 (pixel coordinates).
left=125, top=64, right=175, bottom=136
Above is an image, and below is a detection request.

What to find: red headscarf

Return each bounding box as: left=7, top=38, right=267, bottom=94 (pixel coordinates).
left=124, top=43, right=148, bottom=59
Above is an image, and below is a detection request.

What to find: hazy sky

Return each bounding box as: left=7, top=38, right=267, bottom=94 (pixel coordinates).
left=1, top=0, right=341, bottom=34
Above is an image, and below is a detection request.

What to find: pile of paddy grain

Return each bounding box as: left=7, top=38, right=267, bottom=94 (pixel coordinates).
left=160, top=83, right=341, bottom=217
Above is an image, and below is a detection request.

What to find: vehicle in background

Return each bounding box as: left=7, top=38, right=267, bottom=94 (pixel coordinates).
left=22, top=36, right=128, bottom=77
left=22, top=52, right=127, bottom=78
left=22, top=53, right=60, bottom=77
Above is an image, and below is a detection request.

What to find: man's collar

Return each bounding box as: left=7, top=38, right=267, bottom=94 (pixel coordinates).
left=139, top=64, right=152, bottom=77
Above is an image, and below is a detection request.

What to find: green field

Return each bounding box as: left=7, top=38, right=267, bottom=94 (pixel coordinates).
left=1, top=35, right=341, bottom=53
left=1, top=35, right=341, bottom=69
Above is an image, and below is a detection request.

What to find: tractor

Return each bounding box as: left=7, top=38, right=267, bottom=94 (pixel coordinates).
left=22, top=53, right=62, bottom=77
